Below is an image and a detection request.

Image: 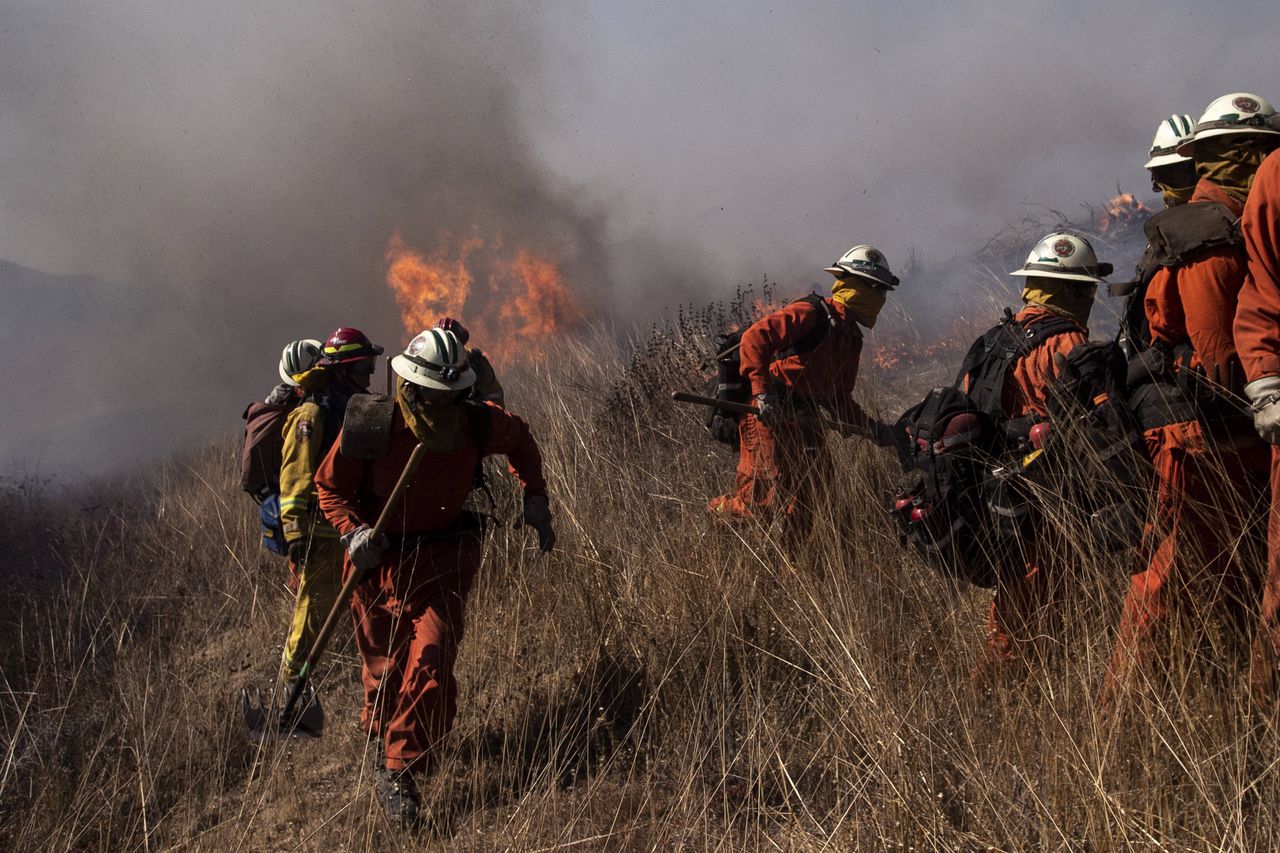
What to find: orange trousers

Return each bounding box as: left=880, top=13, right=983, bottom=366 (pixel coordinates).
left=348, top=535, right=482, bottom=773
left=1251, top=446, right=1280, bottom=702
left=707, top=414, right=828, bottom=525
left=1101, top=420, right=1266, bottom=706
left=979, top=532, right=1067, bottom=674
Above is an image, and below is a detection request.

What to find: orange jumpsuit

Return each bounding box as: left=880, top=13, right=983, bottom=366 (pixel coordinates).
left=1233, top=150, right=1280, bottom=701
left=1103, top=178, right=1268, bottom=703
left=315, top=402, right=547, bottom=774
left=707, top=297, right=868, bottom=524
left=974, top=306, right=1086, bottom=668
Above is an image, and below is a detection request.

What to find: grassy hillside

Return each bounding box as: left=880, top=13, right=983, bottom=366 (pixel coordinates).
left=2, top=314, right=1278, bottom=851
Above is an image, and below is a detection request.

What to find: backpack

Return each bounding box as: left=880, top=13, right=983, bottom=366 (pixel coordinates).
left=1110, top=201, right=1241, bottom=357
left=889, top=310, right=1080, bottom=587
left=704, top=294, right=838, bottom=447
left=241, top=400, right=294, bottom=500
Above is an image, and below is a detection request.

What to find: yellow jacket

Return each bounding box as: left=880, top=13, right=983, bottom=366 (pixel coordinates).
left=279, top=401, right=340, bottom=542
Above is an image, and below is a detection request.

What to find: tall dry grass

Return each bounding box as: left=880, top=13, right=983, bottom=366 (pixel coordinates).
left=2, top=308, right=1279, bottom=851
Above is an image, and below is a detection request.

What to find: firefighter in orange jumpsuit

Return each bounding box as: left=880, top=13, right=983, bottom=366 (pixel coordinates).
left=315, top=327, right=554, bottom=826
left=968, top=232, right=1105, bottom=671
left=1234, top=138, right=1280, bottom=704
left=1102, top=93, right=1279, bottom=707
left=707, top=245, right=899, bottom=526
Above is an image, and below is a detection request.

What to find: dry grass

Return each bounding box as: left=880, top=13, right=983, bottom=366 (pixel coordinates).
left=2, top=311, right=1279, bottom=851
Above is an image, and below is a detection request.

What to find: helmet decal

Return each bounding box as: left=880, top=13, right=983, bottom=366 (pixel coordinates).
left=1052, top=238, right=1076, bottom=258
left=1234, top=96, right=1261, bottom=113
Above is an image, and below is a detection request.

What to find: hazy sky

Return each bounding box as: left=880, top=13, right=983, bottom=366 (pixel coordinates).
left=1, top=0, right=1278, bottom=476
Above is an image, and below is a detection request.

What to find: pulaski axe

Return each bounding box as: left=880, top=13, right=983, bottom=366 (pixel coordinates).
left=241, top=441, right=429, bottom=740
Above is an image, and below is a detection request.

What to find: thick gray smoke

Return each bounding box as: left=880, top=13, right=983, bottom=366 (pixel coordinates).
left=0, top=1, right=637, bottom=476
left=1, top=0, right=1278, bottom=476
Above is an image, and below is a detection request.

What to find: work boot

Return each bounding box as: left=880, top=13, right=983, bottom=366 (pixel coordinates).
left=374, top=766, right=421, bottom=827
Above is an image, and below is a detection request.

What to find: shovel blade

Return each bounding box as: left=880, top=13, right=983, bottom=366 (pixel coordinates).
left=240, top=682, right=325, bottom=740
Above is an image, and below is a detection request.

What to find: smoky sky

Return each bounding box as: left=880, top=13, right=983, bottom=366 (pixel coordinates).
left=1, top=0, right=1278, bottom=476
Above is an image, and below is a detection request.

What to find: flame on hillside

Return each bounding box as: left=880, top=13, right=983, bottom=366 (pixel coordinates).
left=384, top=231, right=586, bottom=364
left=1097, top=192, right=1152, bottom=234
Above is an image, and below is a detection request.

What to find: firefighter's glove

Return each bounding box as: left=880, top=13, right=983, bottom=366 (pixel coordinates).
left=753, top=393, right=783, bottom=429
left=342, top=525, right=389, bottom=572
left=265, top=382, right=295, bottom=406
left=522, top=495, right=556, bottom=552
left=1245, top=376, right=1280, bottom=444
left=287, top=539, right=308, bottom=566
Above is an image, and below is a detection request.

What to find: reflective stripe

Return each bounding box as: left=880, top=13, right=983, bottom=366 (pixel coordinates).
left=324, top=342, right=367, bottom=354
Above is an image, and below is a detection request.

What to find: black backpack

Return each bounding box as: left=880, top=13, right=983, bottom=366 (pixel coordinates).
left=889, top=310, right=1080, bottom=587
left=704, top=294, right=837, bottom=447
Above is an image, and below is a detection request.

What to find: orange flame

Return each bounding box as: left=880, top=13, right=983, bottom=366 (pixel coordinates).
left=1098, top=192, right=1152, bottom=234
left=384, top=230, right=586, bottom=364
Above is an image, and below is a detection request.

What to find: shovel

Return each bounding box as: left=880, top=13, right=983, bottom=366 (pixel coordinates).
left=242, top=441, right=429, bottom=740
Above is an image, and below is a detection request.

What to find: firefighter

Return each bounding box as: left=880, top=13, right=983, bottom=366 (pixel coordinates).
left=315, top=327, right=554, bottom=826
left=435, top=316, right=505, bottom=406
left=265, top=338, right=322, bottom=407
left=1113, top=114, right=1197, bottom=355
left=706, top=245, right=899, bottom=525
left=277, top=327, right=383, bottom=687
left=1234, top=129, right=1280, bottom=704
left=1102, top=93, right=1280, bottom=707
left=968, top=232, right=1107, bottom=672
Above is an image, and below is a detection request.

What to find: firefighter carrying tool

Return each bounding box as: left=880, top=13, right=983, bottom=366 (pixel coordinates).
left=314, top=326, right=554, bottom=827
left=706, top=245, right=900, bottom=527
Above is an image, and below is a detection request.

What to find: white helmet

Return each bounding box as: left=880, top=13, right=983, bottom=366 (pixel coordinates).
left=391, top=328, right=476, bottom=390
left=1010, top=232, right=1112, bottom=284
left=279, top=339, right=322, bottom=386
left=1177, top=92, right=1280, bottom=156
left=823, top=244, right=899, bottom=289
left=1145, top=114, right=1195, bottom=170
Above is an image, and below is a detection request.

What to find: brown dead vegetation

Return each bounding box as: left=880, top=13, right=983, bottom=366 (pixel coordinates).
left=2, top=311, right=1279, bottom=851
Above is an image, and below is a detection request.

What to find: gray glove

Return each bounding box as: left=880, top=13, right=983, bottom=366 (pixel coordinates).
left=265, top=382, right=295, bottom=405
left=523, top=495, right=556, bottom=552
left=754, top=393, right=783, bottom=429
left=1245, top=376, right=1280, bottom=445
left=341, top=525, right=389, bottom=572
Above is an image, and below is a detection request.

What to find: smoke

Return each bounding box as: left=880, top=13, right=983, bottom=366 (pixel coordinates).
left=0, top=1, right=623, bottom=476
left=1, top=0, right=1278, bottom=476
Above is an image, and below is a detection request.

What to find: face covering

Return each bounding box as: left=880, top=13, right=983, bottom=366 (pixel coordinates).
left=1020, top=277, right=1096, bottom=328
left=290, top=366, right=332, bottom=393
left=1156, top=181, right=1195, bottom=208
left=1195, top=136, right=1275, bottom=202
left=830, top=276, right=888, bottom=328
left=1151, top=161, right=1197, bottom=207
left=396, top=377, right=465, bottom=453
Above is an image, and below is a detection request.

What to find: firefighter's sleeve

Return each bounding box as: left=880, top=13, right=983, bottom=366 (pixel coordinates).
left=1176, top=249, right=1247, bottom=388
left=314, top=431, right=369, bottom=537
left=469, top=349, right=505, bottom=407
left=278, top=404, right=326, bottom=543
left=739, top=302, right=821, bottom=396
left=481, top=404, right=548, bottom=500
left=1144, top=267, right=1186, bottom=350
left=1235, top=151, right=1280, bottom=383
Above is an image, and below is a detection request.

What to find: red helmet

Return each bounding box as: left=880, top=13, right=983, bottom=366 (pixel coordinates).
left=434, top=316, right=470, bottom=346
left=317, top=327, right=383, bottom=365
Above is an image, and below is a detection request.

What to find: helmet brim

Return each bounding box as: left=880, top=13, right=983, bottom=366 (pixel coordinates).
left=1010, top=268, right=1105, bottom=284
left=1145, top=151, right=1192, bottom=170
left=1177, top=125, right=1280, bottom=157
left=391, top=354, right=477, bottom=390
left=279, top=364, right=300, bottom=386
left=826, top=266, right=898, bottom=290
